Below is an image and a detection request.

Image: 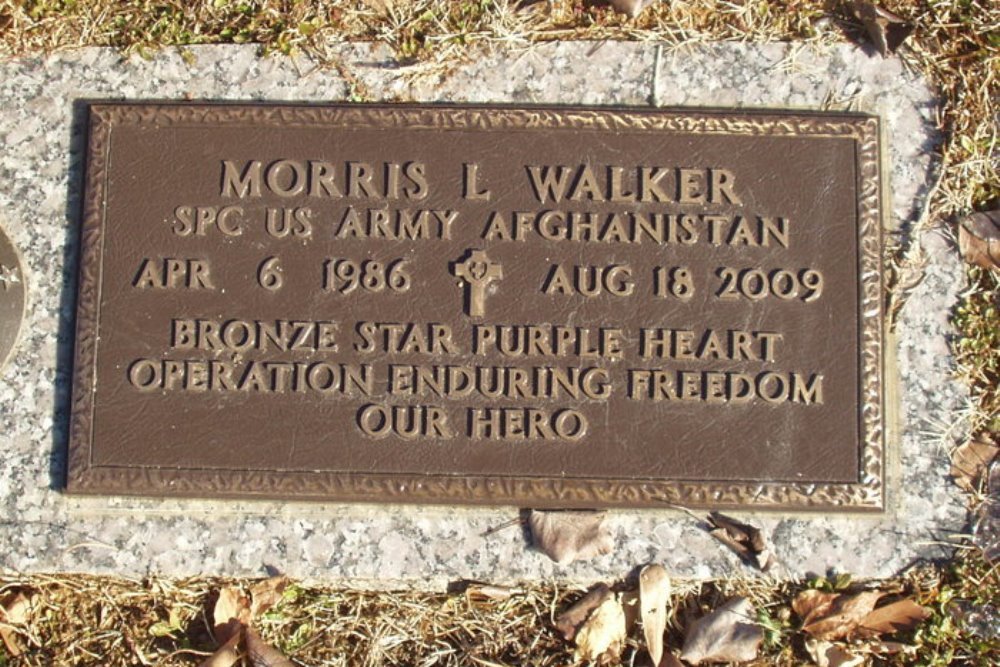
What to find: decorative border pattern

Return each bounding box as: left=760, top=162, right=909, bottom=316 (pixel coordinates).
left=66, top=103, right=884, bottom=510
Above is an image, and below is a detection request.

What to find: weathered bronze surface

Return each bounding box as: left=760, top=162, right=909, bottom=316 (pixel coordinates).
left=0, top=223, right=26, bottom=374
left=67, top=103, right=886, bottom=509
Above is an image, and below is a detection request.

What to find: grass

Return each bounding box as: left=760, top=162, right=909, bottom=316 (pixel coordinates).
left=0, top=1, right=997, bottom=665
left=0, top=553, right=996, bottom=665
left=953, top=267, right=1000, bottom=439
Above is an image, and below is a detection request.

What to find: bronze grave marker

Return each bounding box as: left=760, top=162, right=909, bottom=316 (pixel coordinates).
left=67, top=103, right=886, bottom=509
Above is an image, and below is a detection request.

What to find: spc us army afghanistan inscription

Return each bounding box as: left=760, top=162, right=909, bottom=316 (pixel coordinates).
left=67, top=103, right=887, bottom=510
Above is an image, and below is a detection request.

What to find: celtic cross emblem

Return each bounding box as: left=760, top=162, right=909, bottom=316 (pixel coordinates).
left=451, top=249, right=503, bottom=317
left=0, top=264, right=19, bottom=291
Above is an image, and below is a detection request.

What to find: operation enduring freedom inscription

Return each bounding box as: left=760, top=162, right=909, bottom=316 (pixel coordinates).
left=67, top=103, right=886, bottom=510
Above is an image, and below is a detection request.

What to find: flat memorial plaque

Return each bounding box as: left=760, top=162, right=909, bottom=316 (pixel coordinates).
left=68, top=103, right=885, bottom=510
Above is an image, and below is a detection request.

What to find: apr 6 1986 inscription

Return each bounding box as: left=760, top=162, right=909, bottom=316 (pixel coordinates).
left=67, top=103, right=886, bottom=510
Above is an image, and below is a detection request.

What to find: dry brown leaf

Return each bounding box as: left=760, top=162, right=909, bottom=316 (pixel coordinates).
left=213, top=586, right=251, bottom=645
left=857, top=598, right=930, bottom=638
left=465, top=583, right=522, bottom=601
left=679, top=597, right=763, bottom=664
left=555, top=584, right=612, bottom=641
left=573, top=593, right=627, bottom=662
left=706, top=512, right=774, bottom=571
left=849, top=1, right=914, bottom=56
left=805, top=638, right=864, bottom=667
left=952, top=436, right=1000, bottom=492
left=639, top=564, right=671, bottom=665
left=795, top=589, right=884, bottom=641
left=246, top=627, right=295, bottom=667
left=958, top=210, right=1000, bottom=270
left=794, top=589, right=840, bottom=624
left=0, top=592, right=34, bottom=657
left=608, top=0, right=647, bottom=18
left=197, top=632, right=242, bottom=667
left=529, top=510, right=613, bottom=565
left=249, top=576, right=289, bottom=618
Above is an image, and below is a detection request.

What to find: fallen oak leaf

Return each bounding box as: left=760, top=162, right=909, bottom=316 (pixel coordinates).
left=794, top=589, right=884, bottom=641
left=680, top=597, right=763, bottom=664
left=639, top=564, right=671, bottom=665
left=555, top=584, right=612, bottom=641
left=529, top=510, right=613, bottom=565
left=197, top=632, right=242, bottom=667
left=952, top=436, right=1000, bottom=492
left=857, top=598, right=930, bottom=638
left=794, top=589, right=840, bottom=624
left=849, top=1, right=914, bottom=56
left=246, top=627, right=296, bottom=667
left=213, top=586, right=251, bottom=645
left=958, top=209, right=1000, bottom=270
left=706, top=512, right=774, bottom=571
left=573, top=593, right=627, bottom=662
left=249, top=576, right=290, bottom=619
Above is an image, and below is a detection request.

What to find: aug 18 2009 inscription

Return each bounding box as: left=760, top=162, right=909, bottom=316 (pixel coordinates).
left=67, top=103, right=886, bottom=510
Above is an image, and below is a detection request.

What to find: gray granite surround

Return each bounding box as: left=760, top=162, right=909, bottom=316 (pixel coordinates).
left=0, top=42, right=967, bottom=587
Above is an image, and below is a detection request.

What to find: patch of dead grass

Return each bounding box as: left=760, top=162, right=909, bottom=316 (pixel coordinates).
left=1, top=550, right=996, bottom=665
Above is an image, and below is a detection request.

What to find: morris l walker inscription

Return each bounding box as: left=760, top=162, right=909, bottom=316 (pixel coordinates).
left=67, top=103, right=886, bottom=510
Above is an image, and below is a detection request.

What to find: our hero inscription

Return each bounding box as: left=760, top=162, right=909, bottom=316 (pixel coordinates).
left=67, top=104, right=886, bottom=510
